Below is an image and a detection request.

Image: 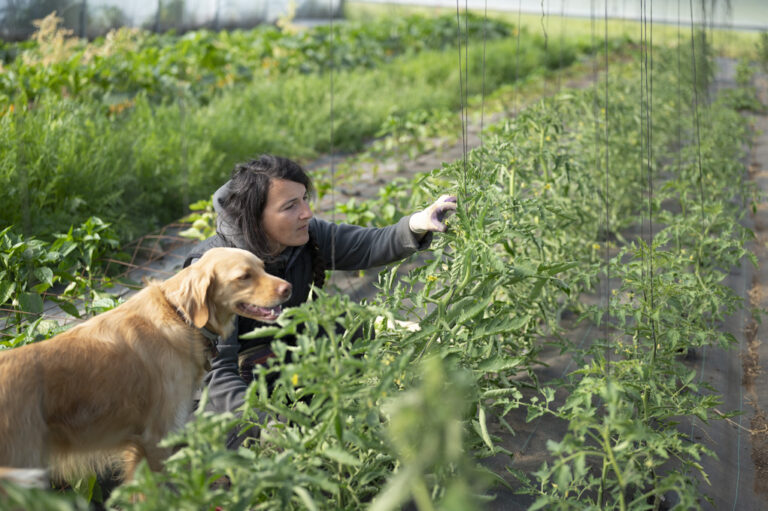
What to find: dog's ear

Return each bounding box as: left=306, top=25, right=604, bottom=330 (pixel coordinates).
left=177, top=267, right=213, bottom=329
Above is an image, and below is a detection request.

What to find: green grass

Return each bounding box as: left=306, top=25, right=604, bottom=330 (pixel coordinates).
left=2, top=27, right=602, bottom=242
left=345, top=1, right=763, bottom=58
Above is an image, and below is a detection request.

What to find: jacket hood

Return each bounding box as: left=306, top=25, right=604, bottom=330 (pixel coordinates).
left=212, top=180, right=245, bottom=249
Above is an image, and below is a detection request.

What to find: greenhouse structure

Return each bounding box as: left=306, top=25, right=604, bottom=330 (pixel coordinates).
left=1, top=0, right=768, bottom=510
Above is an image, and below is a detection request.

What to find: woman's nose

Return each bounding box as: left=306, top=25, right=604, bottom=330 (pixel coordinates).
left=300, top=201, right=313, bottom=220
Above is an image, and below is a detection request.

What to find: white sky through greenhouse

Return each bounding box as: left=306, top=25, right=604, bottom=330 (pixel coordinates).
left=356, top=0, right=768, bottom=30
left=82, top=0, right=340, bottom=25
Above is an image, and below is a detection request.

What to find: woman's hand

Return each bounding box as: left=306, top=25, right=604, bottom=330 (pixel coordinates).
left=408, top=195, right=458, bottom=234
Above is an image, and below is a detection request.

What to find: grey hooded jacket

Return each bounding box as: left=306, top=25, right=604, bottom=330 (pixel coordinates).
left=184, top=180, right=432, bottom=420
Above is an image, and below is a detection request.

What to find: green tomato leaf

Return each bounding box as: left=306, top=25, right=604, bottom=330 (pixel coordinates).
left=18, top=292, right=44, bottom=314
left=322, top=446, right=361, bottom=467
left=0, top=280, right=15, bottom=305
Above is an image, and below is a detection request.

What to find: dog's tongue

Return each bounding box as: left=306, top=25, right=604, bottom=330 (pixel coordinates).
left=241, top=303, right=282, bottom=319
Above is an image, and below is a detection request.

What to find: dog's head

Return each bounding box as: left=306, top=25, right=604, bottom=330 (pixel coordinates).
left=168, top=247, right=292, bottom=337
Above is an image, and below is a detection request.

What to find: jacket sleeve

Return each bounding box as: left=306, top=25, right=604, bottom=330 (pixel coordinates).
left=312, top=215, right=433, bottom=271
left=205, top=321, right=248, bottom=415
left=204, top=319, right=269, bottom=449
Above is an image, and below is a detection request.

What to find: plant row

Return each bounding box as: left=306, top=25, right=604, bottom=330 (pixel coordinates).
left=509, top=40, right=758, bottom=509
left=0, top=12, right=513, bottom=107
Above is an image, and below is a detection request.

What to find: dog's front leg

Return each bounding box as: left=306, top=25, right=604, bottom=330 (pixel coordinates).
left=122, top=441, right=170, bottom=481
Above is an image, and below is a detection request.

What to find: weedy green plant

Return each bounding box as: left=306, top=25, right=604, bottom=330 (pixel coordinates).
left=178, top=198, right=217, bottom=241
left=719, top=57, right=764, bottom=112
left=334, top=198, right=377, bottom=227
left=50, top=216, right=121, bottom=312
left=0, top=217, right=120, bottom=337
left=371, top=108, right=459, bottom=161
left=0, top=480, right=87, bottom=511
left=758, top=31, right=768, bottom=72
left=0, top=226, right=59, bottom=327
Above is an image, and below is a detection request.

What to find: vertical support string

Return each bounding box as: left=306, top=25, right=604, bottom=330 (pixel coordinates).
left=514, top=0, right=522, bottom=116
left=677, top=0, right=682, bottom=184
left=638, top=0, right=647, bottom=341
left=644, top=0, right=658, bottom=363
left=455, top=1, right=468, bottom=197
left=329, top=0, right=336, bottom=273
left=557, top=0, right=566, bottom=93
left=689, top=0, right=705, bottom=219
left=540, top=0, right=548, bottom=51
left=590, top=0, right=604, bottom=358
left=603, top=0, right=610, bottom=362
left=480, top=0, right=488, bottom=149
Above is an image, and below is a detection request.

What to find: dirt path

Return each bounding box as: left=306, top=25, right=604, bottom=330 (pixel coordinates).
left=736, top=67, right=768, bottom=509
left=680, top=60, right=768, bottom=511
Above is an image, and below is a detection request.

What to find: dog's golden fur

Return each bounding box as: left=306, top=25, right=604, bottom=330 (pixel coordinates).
left=0, top=247, right=291, bottom=482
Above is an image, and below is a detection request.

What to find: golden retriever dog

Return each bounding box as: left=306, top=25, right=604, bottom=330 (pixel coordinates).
left=0, top=247, right=291, bottom=484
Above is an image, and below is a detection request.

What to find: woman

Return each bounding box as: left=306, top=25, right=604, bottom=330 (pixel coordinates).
left=184, top=155, right=456, bottom=446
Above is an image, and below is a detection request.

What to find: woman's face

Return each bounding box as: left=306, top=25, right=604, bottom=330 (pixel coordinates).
left=262, top=178, right=313, bottom=254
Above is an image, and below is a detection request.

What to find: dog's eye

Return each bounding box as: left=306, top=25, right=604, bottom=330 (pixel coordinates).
left=239, top=272, right=251, bottom=280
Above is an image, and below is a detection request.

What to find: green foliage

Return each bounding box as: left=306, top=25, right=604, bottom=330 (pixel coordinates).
left=0, top=217, right=119, bottom=337
left=719, top=58, right=764, bottom=112
left=2, top=24, right=599, bottom=242
left=1, top=17, right=754, bottom=511
left=0, top=225, right=59, bottom=319
left=0, top=480, right=87, bottom=511
left=179, top=198, right=217, bottom=241
left=758, top=31, right=768, bottom=72
left=0, top=12, right=512, bottom=107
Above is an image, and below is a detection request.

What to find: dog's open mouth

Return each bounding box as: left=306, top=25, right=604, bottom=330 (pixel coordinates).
left=237, top=303, right=283, bottom=322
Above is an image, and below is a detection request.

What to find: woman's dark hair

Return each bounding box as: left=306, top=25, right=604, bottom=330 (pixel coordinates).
left=222, top=155, right=325, bottom=289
